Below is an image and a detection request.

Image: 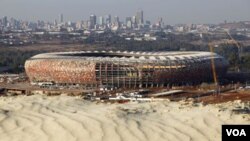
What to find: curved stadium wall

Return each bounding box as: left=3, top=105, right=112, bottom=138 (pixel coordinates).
left=25, top=51, right=228, bottom=88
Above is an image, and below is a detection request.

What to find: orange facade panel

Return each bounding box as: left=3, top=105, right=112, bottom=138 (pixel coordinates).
left=25, top=59, right=96, bottom=84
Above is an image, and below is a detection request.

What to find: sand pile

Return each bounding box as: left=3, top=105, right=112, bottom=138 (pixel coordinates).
left=0, top=95, right=249, bottom=141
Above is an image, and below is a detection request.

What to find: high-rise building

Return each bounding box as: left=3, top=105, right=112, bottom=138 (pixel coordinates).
left=83, top=21, right=89, bottom=29
left=10, top=18, right=17, bottom=29
left=132, top=16, right=136, bottom=24
left=105, top=14, right=111, bottom=24
left=136, top=10, right=143, bottom=25
left=127, top=21, right=132, bottom=29
left=126, top=17, right=132, bottom=28
left=89, top=14, right=97, bottom=29
left=54, top=19, right=58, bottom=26
left=126, top=17, right=132, bottom=24
left=60, top=14, right=64, bottom=23
left=98, top=16, right=104, bottom=25
left=114, top=16, right=120, bottom=27
left=76, top=21, right=83, bottom=29
left=157, top=17, right=164, bottom=28
left=114, top=16, right=119, bottom=23
left=3, top=16, right=8, bottom=27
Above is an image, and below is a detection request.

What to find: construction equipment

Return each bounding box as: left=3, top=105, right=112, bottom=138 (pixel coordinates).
left=208, top=43, right=219, bottom=95
left=225, top=30, right=242, bottom=56
left=225, top=30, right=241, bottom=72
left=209, top=43, right=218, bottom=85
left=208, top=30, right=242, bottom=94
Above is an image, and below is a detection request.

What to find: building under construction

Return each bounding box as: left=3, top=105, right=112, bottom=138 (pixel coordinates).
left=25, top=51, right=228, bottom=88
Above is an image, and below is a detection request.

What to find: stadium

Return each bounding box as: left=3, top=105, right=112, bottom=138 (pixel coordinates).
left=25, top=51, right=228, bottom=88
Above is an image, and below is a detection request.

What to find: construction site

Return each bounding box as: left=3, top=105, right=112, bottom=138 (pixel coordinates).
left=0, top=50, right=249, bottom=105
left=24, top=51, right=228, bottom=89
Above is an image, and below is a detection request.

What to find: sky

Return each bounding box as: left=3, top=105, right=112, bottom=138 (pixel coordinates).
left=0, top=0, right=250, bottom=24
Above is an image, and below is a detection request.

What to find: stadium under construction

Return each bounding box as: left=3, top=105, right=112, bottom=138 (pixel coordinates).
left=24, top=51, right=229, bottom=89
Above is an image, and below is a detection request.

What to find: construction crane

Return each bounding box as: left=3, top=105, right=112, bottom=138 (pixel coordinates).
left=209, top=43, right=218, bottom=85
left=208, top=43, right=219, bottom=95
left=225, top=30, right=242, bottom=55
left=208, top=30, right=242, bottom=94
left=225, top=30, right=242, bottom=72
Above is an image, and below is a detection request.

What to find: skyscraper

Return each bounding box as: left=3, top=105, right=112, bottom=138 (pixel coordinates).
left=3, top=16, right=8, bottom=27
left=126, top=17, right=132, bottom=24
left=98, top=16, right=104, bottom=25
left=60, top=14, right=64, bottom=23
left=105, top=14, right=111, bottom=24
left=136, top=10, right=144, bottom=25
left=89, top=14, right=97, bottom=29
left=132, top=16, right=136, bottom=24
left=126, top=17, right=132, bottom=28
left=114, top=16, right=120, bottom=26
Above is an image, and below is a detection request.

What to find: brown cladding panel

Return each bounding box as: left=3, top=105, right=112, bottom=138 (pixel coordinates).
left=25, top=59, right=96, bottom=84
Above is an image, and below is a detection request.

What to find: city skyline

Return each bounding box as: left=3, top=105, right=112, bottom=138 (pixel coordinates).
left=0, top=0, right=250, bottom=24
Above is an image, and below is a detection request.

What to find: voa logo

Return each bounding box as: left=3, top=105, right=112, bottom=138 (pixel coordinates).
left=226, top=129, right=246, bottom=136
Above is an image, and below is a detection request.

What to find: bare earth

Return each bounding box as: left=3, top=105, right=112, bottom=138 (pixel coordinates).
left=0, top=95, right=249, bottom=141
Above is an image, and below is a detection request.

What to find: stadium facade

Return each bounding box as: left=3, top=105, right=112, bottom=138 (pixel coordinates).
left=25, top=51, right=228, bottom=88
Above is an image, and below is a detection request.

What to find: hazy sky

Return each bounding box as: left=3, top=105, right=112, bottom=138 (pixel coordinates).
left=1, top=0, right=250, bottom=24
